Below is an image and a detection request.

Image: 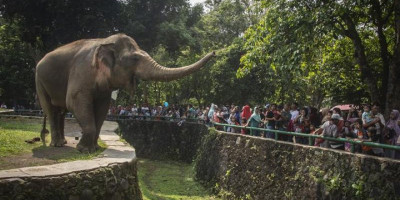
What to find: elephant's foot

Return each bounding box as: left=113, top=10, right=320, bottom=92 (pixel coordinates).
left=50, top=138, right=65, bottom=147
left=95, top=142, right=101, bottom=151
left=77, top=141, right=96, bottom=153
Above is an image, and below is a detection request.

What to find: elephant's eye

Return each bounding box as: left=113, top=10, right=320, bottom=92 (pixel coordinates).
left=121, top=53, right=139, bottom=66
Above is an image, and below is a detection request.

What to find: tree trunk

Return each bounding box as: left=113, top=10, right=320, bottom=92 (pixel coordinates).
left=342, top=14, right=380, bottom=103
left=385, top=0, right=400, bottom=115
left=370, top=0, right=391, bottom=108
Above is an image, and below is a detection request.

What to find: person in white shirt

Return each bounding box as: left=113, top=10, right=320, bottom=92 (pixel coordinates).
left=363, top=104, right=385, bottom=136
left=131, top=104, right=138, bottom=116
left=141, top=104, right=149, bottom=115
left=290, top=102, right=299, bottom=121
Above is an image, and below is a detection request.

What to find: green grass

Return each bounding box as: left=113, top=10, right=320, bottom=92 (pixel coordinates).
left=0, top=118, right=47, bottom=157
left=137, top=158, right=219, bottom=200
left=0, top=117, right=106, bottom=161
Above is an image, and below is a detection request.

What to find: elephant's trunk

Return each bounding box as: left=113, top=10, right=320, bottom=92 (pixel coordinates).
left=137, top=52, right=215, bottom=81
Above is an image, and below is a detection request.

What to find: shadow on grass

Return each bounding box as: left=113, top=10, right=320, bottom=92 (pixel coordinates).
left=32, top=144, right=106, bottom=162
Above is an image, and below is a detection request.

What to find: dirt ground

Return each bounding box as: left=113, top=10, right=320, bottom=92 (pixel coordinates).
left=0, top=119, right=86, bottom=170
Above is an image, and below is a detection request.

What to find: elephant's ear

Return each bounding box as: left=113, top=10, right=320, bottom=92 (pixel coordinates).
left=92, top=43, right=115, bottom=87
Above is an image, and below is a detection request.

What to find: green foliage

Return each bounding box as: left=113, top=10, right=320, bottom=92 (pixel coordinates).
left=1, top=0, right=398, bottom=109
left=121, top=0, right=197, bottom=53
left=0, top=19, right=36, bottom=107
left=351, top=177, right=366, bottom=198
left=326, top=174, right=343, bottom=192
left=166, top=0, right=264, bottom=106
left=239, top=0, right=398, bottom=107
left=1, top=0, right=123, bottom=52
left=118, top=0, right=263, bottom=106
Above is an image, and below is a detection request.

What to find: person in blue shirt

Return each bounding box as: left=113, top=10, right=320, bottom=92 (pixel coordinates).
left=245, top=107, right=262, bottom=136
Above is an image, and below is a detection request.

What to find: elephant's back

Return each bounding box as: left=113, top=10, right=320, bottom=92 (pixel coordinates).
left=36, top=39, right=102, bottom=76
left=35, top=51, right=70, bottom=107
left=35, top=39, right=101, bottom=107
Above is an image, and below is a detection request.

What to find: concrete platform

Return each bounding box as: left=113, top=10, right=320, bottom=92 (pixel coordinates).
left=0, top=121, right=136, bottom=179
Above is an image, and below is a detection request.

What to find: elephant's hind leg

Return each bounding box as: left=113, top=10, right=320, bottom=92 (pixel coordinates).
left=36, top=82, right=62, bottom=146
left=49, top=107, right=66, bottom=147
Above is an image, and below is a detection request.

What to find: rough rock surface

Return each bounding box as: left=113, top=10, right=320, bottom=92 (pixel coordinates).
left=194, top=129, right=400, bottom=200
left=0, top=162, right=141, bottom=200
left=118, top=119, right=208, bottom=163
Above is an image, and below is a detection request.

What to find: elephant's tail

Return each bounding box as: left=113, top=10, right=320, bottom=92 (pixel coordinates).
left=40, top=115, right=49, bottom=145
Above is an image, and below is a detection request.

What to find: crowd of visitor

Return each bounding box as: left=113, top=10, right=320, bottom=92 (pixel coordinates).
left=108, top=104, right=198, bottom=119
left=109, top=102, right=400, bottom=159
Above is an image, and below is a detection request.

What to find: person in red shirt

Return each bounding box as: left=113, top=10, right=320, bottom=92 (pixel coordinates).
left=241, top=118, right=249, bottom=135
left=241, top=104, right=251, bottom=123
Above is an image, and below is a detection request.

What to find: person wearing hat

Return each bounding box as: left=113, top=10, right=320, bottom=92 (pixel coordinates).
left=324, top=114, right=344, bottom=149
left=314, top=114, right=344, bottom=149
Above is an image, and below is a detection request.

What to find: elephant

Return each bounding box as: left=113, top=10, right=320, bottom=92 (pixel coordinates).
left=35, top=33, right=215, bottom=153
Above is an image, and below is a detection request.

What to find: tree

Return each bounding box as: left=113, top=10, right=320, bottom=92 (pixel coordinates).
left=0, top=19, right=36, bottom=107
left=1, top=0, right=123, bottom=56
left=0, top=0, right=123, bottom=107
left=120, top=0, right=197, bottom=54
left=170, top=0, right=264, bottom=106
left=240, top=0, right=400, bottom=111
left=386, top=0, right=400, bottom=114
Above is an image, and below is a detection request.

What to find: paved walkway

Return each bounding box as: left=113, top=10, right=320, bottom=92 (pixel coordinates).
left=0, top=121, right=136, bottom=179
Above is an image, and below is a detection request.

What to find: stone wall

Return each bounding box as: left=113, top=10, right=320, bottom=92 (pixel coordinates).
left=117, top=119, right=208, bottom=163
left=0, top=161, right=141, bottom=200
left=194, top=128, right=400, bottom=200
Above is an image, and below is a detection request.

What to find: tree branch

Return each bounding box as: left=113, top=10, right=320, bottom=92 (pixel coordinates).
left=382, top=0, right=394, bottom=24
left=331, top=17, right=349, bottom=37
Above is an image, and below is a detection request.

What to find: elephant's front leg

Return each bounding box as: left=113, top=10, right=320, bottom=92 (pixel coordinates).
left=94, top=96, right=111, bottom=150
left=69, top=94, right=97, bottom=153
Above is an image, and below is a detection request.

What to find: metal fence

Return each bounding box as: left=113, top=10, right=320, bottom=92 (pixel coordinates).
left=2, top=109, right=44, bottom=116
left=105, top=115, right=206, bottom=123
left=212, top=122, right=400, bottom=153
left=1, top=110, right=75, bottom=118
left=0, top=110, right=205, bottom=123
